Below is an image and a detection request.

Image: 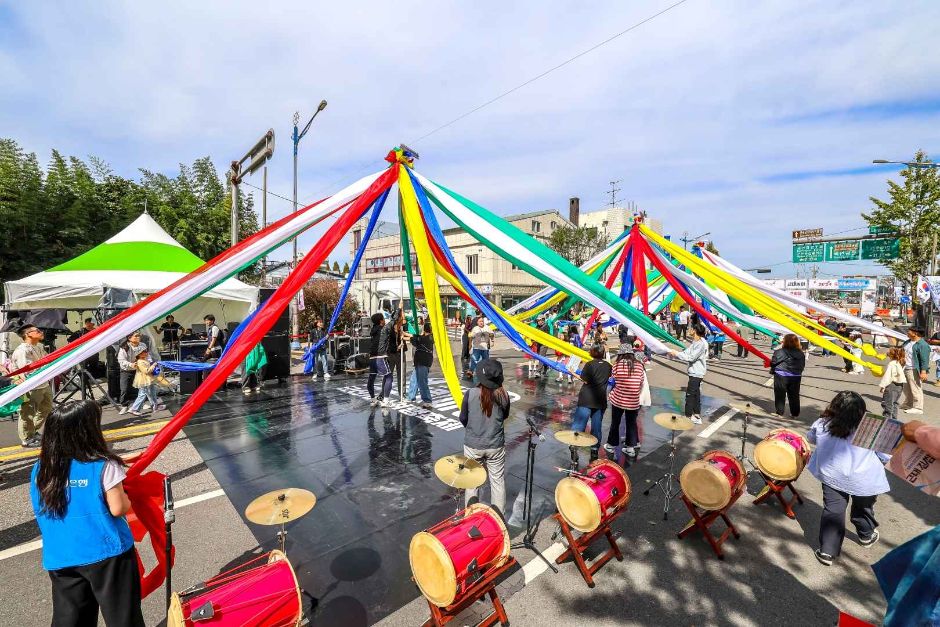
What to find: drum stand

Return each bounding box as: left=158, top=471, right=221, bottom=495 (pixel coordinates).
left=552, top=512, right=624, bottom=588
left=735, top=408, right=758, bottom=473
left=510, top=424, right=558, bottom=573
left=164, top=476, right=175, bottom=612
left=419, top=557, right=516, bottom=627
left=642, top=429, right=682, bottom=520
left=677, top=491, right=742, bottom=560
left=753, top=475, right=804, bottom=519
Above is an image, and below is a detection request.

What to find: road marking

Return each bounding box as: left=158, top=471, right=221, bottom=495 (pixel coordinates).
left=0, top=420, right=170, bottom=463
left=522, top=542, right=568, bottom=584
left=698, top=409, right=737, bottom=439
left=0, top=488, right=227, bottom=562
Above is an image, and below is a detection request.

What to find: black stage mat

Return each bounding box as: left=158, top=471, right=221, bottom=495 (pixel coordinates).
left=179, top=370, right=728, bottom=626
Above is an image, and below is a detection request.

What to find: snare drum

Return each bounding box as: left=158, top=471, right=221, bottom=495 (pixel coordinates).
left=754, top=428, right=811, bottom=481
left=679, top=450, right=745, bottom=511
left=409, top=503, right=511, bottom=607
left=555, top=459, right=631, bottom=533
left=167, top=550, right=301, bottom=626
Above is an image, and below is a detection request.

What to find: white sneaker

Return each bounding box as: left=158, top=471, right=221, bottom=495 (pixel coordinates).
left=311, top=374, right=318, bottom=380
left=603, top=443, right=616, bottom=454
left=380, top=399, right=391, bottom=408
left=690, top=415, right=703, bottom=425
left=421, top=402, right=434, bottom=409
left=324, top=373, right=331, bottom=380
left=622, top=446, right=637, bottom=457
left=154, top=404, right=167, bottom=411
left=243, top=388, right=252, bottom=395
left=119, top=406, right=129, bottom=415
left=129, top=409, right=143, bottom=417
left=903, top=408, right=924, bottom=415
left=370, top=398, right=379, bottom=407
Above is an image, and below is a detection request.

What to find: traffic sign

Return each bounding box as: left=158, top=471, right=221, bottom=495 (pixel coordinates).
left=825, top=240, right=861, bottom=261
left=792, top=228, right=823, bottom=240
left=860, top=238, right=900, bottom=260
left=869, top=225, right=898, bottom=235
left=900, top=295, right=911, bottom=304
left=792, top=242, right=824, bottom=263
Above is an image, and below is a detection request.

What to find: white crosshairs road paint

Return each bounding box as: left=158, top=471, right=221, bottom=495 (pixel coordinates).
left=698, top=409, right=737, bottom=439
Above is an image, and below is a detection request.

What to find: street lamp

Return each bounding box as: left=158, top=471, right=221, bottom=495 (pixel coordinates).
left=872, top=159, right=939, bottom=168
left=681, top=231, right=710, bottom=250
left=744, top=268, right=772, bottom=274
left=290, top=99, right=328, bottom=346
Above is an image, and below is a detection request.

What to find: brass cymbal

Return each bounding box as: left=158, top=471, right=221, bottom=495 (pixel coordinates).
left=245, top=488, right=317, bottom=526
left=554, top=430, right=599, bottom=447
left=653, top=412, right=694, bottom=431
left=434, top=454, right=487, bottom=489
left=729, top=402, right=771, bottom=416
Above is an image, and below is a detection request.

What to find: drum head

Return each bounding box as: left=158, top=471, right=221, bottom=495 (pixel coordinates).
left=754, top=440, right=800, bottom=481
left=166, top=593, right=184, bottom=627
left=410, top=531, right=457, bottom=607
left=555, top=476, right=602, bottom=533
left=679, top=461, right=731, bottom=510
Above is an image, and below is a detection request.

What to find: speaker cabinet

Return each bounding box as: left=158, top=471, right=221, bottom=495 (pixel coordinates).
left=260, top=288, right=290, bottom=334
left=179, top=370, right=205, bottom=395
left=261, top=334, right=291, bottom=380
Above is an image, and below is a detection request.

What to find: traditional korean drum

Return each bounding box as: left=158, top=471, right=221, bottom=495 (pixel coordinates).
left=554, top=459, right=632, bottom=533
left=754, top=428, right=811, bottom=481
left=409, top=503, right=511, bottom=607
left=167, top=550, right=301, bottom=626
left=679, top=450, right=745, bottom=511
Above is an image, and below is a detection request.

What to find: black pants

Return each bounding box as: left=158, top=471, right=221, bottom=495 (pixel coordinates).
left=608, top=405, right=640, bottom=447
left=819, top=483, right=878, bottom=557
left=389, top=352, right=404, bottom=396
left=49, top=547, right=145, bottom=627
left=677, top=324, right=688, bottom=340
left=684, top=376, right=702, bottom=417
left=118, top=371, right=137, bottom=407
left=736, top=342, right=746, bottom=357
left=773, top=375, right=801, bottom=417
left=367, top=360, right=378, bottom=399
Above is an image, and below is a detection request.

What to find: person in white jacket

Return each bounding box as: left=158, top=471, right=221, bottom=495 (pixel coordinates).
left=878, top=347, right=906, bottom=420
left=668, top=322, right=709, bottom=424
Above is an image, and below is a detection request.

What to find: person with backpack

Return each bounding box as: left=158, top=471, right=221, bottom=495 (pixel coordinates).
left=203, top=314, right=224, bottom=360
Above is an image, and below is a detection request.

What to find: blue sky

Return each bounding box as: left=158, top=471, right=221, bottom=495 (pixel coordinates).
left=1, top=1, right=939, bottom=278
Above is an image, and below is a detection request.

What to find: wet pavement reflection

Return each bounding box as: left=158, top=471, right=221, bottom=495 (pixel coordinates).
left=180, top=367, right=728, bottom=626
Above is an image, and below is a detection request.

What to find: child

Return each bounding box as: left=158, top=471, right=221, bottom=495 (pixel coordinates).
left=30, top=400, right=145, bottom=626
left=806, top=391, right=890, bottom=566
left=878, top=347, right=905, bottom=420
left=712, top=329, right=726, bottom=360
left=129, top=348, right=165, bottom=416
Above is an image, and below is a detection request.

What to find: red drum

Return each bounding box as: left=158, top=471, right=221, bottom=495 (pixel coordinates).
left=555, top=459, right=632, bottom=533
left=680, top=450, right=745, bottom=511
left=754, top=428, right=811, bottom=481
left=167, top=550, right=301, bottom=626
left=409, top=503, right=511, bottom=607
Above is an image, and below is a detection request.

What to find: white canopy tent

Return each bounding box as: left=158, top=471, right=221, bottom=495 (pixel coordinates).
left=3, top=214, right=258, bottom=349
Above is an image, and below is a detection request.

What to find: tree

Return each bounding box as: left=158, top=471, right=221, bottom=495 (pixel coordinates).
left=547, top=226, right=609, bottom=267
left=332, top=261, right=340, bottom=272
left=297, top=279, right=358, bottom=332
left=863, top=150, right=940, bottom=299
left=342, top=261, right=350, bottom=275
left=703, top=240, right=720, bottom=256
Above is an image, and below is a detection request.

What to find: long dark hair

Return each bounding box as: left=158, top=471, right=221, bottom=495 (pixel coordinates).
left=479, top=386, right=509, bottom=418
left=37, top=401, right=124, bottom=518
left=617, top=350, right=638, bottom=375
left=820, top=391, right=866, bottom=439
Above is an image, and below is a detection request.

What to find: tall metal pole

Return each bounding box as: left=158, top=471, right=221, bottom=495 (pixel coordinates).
left=261, top=165, right=268, bottom=286
left=290, top=114, right=301, bottom=344
left=230, top=163, right=240, bottom=247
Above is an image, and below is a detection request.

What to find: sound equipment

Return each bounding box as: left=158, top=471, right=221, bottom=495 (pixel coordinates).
left=261, top=335, right=291, bottom=380
left=260, top=288, right=290, bottom=335
left=179, top=370, right=204, bottom=395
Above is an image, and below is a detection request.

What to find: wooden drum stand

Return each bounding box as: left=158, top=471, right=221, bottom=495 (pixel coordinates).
left=420, top=557, right=517, bottom=627
left=677, top=491, right=743, bottom=560
left=753, top=474, right=804, bottom=519
left=552, top=511, right=624, bottom=587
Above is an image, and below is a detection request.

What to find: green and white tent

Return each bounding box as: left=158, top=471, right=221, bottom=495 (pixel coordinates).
left=4, top=214, right=258, bottom=328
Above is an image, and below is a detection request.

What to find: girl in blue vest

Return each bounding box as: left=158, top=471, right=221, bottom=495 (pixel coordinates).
left=30, top=400, right=144, bottom=626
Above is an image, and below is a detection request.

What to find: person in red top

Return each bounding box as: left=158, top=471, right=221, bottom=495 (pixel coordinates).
left=605, top=343, right=646, bottom=458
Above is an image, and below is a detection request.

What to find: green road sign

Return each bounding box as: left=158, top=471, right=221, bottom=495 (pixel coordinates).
left=792, top=242, right=824, bottom=263
left=825, top=240, right=860, bottom=261
left=861, top=238, right=900, bottom=260
left=869, top=225, right=898, bottom=235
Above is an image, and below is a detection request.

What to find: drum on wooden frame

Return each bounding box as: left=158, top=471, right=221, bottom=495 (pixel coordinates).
left=554, top=459, right=631, bottom=533
left=679, top=450, right=745, bottom=511
left=754, top=428, right=811, bottom=481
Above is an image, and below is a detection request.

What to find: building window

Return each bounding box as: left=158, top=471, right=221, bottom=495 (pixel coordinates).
left=511, top=261, right=520, bottom=271
left=466, top=254, right=479, bottom=275
left=550, top=221, right=557, bottom=230
left=531, top=220, right=541, bottom=233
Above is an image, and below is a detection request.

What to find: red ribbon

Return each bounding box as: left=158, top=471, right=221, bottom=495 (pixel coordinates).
left=123, top=471, right=174, bottom=598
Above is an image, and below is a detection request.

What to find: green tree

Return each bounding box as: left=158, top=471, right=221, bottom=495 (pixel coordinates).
left=298, top=279, right=358, bottom=332
left=342, top=261, right=350, bottom=275
left=863, top=150, right=940, bottom=298
left=332, top=261, right=340, bottom=272
left=547, top=225, right=609, bottom=267
left=703, top=240, right=720, bottom=256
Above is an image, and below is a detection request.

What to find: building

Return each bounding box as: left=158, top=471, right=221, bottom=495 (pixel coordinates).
left=350, top=209, right=574, bottom=316
left=576, top=203, right=663, bottom=238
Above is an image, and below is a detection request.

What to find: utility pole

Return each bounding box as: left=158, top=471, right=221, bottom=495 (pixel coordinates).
left=229, top=129, right=275, bottom=247
left=261, top=165, right=267, bottom=286
left=229, top=162, right=240, bottom=247
left=607, top=179, right=622, bottom=209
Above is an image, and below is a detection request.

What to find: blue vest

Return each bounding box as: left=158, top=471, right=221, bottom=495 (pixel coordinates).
left=30, top=459, right=134, bottom=571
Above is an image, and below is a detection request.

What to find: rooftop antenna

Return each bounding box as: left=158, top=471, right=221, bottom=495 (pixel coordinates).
left=607, top=179, right=622, bottom=209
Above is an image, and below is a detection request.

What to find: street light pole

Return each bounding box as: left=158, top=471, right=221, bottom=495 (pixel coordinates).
left=290, top=100, right=328, bottom=346
left=681, top=231, right=711, bottom=251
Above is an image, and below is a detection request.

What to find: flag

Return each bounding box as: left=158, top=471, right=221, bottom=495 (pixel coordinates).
left=916, top=275, right=931, bottom=302
left=927, top=275, right=940, bottom=310
left=297, top=288, right=305, bottom=312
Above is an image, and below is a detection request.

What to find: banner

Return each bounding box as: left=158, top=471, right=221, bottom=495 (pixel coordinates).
left=809, top=278, right=839, bottom=290
left=928, top=276, right=940, bottom=310
left=838, top=278, right=876, bottom=291
left=861, top=289, right=877, bottom=315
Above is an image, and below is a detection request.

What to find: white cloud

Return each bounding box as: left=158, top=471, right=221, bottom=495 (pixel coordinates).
left=1, top=0, right=939, bottom=275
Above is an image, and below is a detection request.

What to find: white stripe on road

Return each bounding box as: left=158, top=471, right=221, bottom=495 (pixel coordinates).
left=522, top=542, right=568, bottom=584
left=0, top=489, right=227, bottom=562
left=698, top=409, right=737, bottom=439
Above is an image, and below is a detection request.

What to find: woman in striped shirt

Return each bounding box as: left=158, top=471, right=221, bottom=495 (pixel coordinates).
left=605, top=343, right=646, bottom=458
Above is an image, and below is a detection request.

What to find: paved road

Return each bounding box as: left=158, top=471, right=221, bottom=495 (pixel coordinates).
left=0, top=335, right=937, bottom=626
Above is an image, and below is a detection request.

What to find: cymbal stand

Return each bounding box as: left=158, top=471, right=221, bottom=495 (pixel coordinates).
left=642, top=428, right=682, bottom=520
left=568, top=445, right=579, bottom=471
left=277, top=522, right=288, bottom=554
left=736, top=407, right=757, bottom=473
left=510, top=424, right=558, bottom=573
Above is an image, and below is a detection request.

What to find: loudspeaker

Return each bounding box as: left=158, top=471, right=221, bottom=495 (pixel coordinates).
left=261, top=334, right=291, bottom=380
left=260, top=288, right=290, bottom=334
left=180, top=370, right=204, bottom=395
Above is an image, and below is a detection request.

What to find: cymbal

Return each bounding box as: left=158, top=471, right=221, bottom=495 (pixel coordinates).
left=434, top=454, right=487, bottom=489
left=653, top=413, right=694, bottom=431
left=245, top=488, right=317, bottom=526
left=729, top=402, right=771, bottom=416
left=555, top=430, right=599, bottom=447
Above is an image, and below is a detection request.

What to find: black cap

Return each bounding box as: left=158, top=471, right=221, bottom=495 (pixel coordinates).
left=474, top=358, right=504, bottom=389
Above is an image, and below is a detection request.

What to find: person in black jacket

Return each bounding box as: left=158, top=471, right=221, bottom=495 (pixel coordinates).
left=770, top=333, right=806, bottom=417
left=367, top=313, right=386, bottom=406
left=407, top=322, right=434, bottom=407
left=460, top=358, right=510, bottom=515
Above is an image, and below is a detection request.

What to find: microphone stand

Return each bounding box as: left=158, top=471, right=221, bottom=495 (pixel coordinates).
left=510, top=421, right=558, bottom=572
left=164, top=476, right=175, bottom=612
